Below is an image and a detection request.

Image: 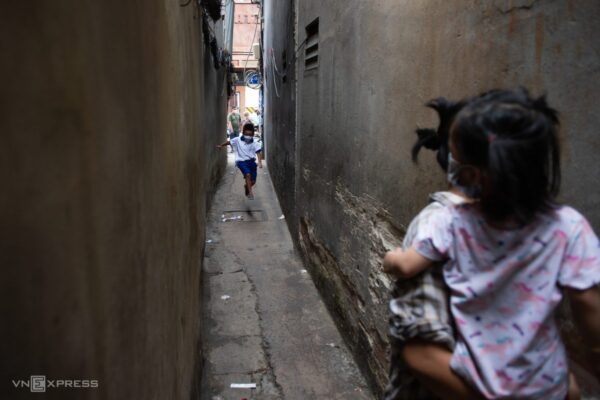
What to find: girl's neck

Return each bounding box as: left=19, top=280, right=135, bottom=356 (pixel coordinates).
left=448, top=185, right=526, bottom=229
left=486, top=218, right=523, bottom=230
left=470, top=203, right=525, bottom=230
left=448, top=186, right=476, bottom=203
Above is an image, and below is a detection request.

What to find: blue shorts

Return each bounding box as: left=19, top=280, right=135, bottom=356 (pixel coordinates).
left=236, top=159, right=257, bottom=183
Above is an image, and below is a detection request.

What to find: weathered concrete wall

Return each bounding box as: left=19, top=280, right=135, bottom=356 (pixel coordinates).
left=268, top=0, right=600, bottom=396
left=263, top=0, right=298, bottom=239
left=0, top=1, right=226, bottom=399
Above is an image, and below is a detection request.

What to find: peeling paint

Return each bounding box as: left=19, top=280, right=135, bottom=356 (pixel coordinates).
left=298, top=216, right=390, bottom=396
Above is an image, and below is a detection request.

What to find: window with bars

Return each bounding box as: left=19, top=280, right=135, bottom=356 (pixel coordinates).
left=304, top=18, right=319, bottom=71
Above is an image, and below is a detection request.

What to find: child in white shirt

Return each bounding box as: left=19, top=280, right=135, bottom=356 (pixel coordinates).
left=217, top=123, right=263, bottom=199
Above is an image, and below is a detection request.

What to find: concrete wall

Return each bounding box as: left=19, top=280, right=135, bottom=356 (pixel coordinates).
left=263, top=0, right=298, bottom=238
left=0, top=1, right=227, bottom=399
left=267, top=0, right=600, bottom=396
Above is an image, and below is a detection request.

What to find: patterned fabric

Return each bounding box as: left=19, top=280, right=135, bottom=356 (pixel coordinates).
left=385, top=191, right=465, bottom=400
left=415, top=204, right=600, bottom=399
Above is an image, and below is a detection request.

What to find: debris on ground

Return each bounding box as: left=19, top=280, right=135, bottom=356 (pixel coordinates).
left=222, top=215, right=244, bottom=222
left=278, top=215, right=285, bottom=220
left=221, top=295, right=231, bottom=300
left=230, top=383, right=256, bottom=389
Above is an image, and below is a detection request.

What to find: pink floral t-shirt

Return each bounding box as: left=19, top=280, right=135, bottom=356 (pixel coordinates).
left=415, top=204, right=600, bottom=399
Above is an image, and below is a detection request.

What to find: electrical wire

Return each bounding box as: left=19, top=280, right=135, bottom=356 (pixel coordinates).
left=220, top=65, right=229, bottom=96
left=238, top=3, right=262, bottom=94
left=242, top=13, right=260, bottom=77
left=270, top=49, right=280, bottom=98
left=270, top=48, right=285, bottom=77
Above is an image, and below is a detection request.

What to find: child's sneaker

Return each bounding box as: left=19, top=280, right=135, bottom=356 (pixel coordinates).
left=247, top=192, right=254, bottom=200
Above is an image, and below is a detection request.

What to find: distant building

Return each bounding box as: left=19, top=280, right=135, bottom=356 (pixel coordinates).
left=229, top=0, right=261, bottom=114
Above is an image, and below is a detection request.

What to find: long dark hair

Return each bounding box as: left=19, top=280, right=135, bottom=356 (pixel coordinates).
left=451, top=88, right=561, bottom=224
left=412, top=97, right=467, bottom=172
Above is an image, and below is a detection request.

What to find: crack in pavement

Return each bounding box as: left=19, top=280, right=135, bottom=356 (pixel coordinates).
left=245, top=269, right=286, bottom=399
left=211, top=367, right=270, bottom=376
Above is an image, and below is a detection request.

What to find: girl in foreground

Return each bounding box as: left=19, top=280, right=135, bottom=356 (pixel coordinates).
left=384, top=88, right=600, bottom=399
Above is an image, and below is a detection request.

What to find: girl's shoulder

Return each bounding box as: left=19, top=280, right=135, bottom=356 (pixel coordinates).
left=415, top=192, right=466, bottom=221
left=429, top=191, right=466, bottom=207
left=543, top=205, right=590, bottom=230
left=449, top=204, right=591, bottom=232
left=553, top=205, right=586, bottom=220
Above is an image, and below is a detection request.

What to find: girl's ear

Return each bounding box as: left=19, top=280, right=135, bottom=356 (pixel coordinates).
left=457, top=165, right=482, bottom=187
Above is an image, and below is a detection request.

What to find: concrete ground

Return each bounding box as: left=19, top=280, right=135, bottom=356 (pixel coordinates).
left=200, top=154, right=374, bottom=400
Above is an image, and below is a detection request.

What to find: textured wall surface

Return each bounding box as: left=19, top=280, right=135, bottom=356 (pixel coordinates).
left=266, top=0, right=600, bottom=396
left=263, top=0, right=298, bottom=240
left=0, top=1, right=226, bottom=399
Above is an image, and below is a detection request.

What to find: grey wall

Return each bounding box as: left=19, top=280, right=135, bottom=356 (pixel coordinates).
left=263, top=0, right=298, bottom=239
left=0, top=1, right=227, bottom=399
left=266, top=0, right=600, bottom=396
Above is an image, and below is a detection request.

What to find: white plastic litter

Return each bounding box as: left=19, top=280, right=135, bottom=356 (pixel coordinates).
left=206, top=239, right=213, bottom=244
left=230, top=383, right=256, bottom=389
left=278, top=215, right=285, bottom=220
left=222, top=215, right=244, bottom=222
left=221, top=295, right=231, bottom=300
left=300, top=269, right=308, bottom=274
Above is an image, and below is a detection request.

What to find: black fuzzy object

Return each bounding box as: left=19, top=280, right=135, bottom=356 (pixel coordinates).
left=210, top=37, right=220, bottom=69
left=202, top=0, right=221, bottom=21
left=202, top=12, right=211, bottom=47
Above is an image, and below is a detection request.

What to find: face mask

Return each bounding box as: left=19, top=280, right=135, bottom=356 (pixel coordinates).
left=242, top=135, right=254, bottom=144
left=447, top=152, right=481, bottom=198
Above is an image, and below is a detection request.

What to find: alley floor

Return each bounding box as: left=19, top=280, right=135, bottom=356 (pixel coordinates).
left=200, top=153, right=374, bottom=400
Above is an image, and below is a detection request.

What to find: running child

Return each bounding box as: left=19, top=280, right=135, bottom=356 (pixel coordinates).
left=217, top=122, right=263, bottom=199
left=384, top=88, right=600, bottom=399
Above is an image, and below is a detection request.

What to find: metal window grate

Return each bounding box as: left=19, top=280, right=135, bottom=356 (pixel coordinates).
left=304, top=18, right=319, bottom=71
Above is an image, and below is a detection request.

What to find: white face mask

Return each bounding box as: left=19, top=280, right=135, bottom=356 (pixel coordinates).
left=241, top=135, right=254, bottom=144
left=447, top=152, right=481, bottom=198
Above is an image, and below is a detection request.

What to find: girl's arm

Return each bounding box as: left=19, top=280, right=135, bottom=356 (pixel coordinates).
left=383, top=246, right=435, bottom=278
left=567, top=285, right=600, bottom=381
left=216, top=140, right=230, bottom=148
left=402, top=340, right=483, bottom=400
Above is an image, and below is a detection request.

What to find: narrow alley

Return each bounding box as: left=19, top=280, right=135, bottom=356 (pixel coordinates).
left=3, top=1, right=600, bottom=400
left=200, top=154, right=372, bottom=399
